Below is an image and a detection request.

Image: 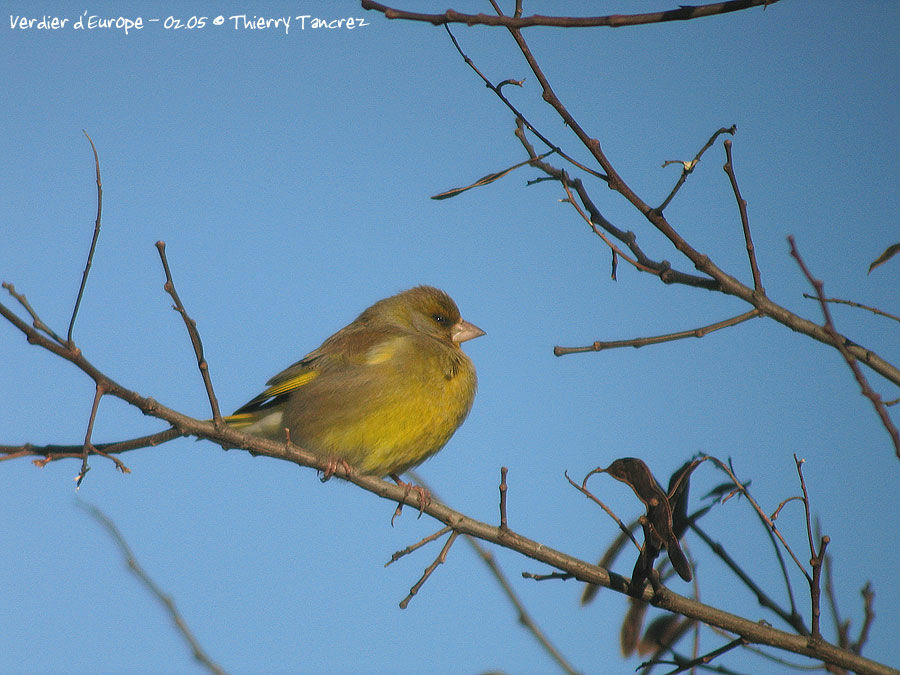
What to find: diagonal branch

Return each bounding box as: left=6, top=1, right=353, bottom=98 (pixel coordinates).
left=442, top=24, right=606, bottom=181
left=2, top=296, right=894, bottom=672
left=155, top=242, right=223, bottom=423
left=2, top=282, right=67, bottom=345
left=513, top=122, right=720, bottom=291
left=723, top=140, right=763, bottom=292
left=490, top=8, right=900, bottom=389
left=789, top=237, right=900, bottom=457
left=399, top=530, right=459, bottom=608
left=78, top=502, right=226, bottom=675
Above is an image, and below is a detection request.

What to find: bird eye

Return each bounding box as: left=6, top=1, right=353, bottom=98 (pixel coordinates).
left=432, top=313, right=447, bottom=324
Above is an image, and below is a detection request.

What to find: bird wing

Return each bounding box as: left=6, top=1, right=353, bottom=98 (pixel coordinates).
left=228, top=323, right=405, bottom=418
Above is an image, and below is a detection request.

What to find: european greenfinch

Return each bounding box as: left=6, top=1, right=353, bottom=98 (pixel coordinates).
left=226, top=286, right=484, bottom=478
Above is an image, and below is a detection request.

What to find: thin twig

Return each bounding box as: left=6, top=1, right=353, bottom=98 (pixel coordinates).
left=363, top=0, right=780, bottom=29
left=701, top=456, right=812, bottom=583
left=852, top=583, right=875, bottom=655
left=399, top=530, right=459, bottom=608
left=794, top=455, right=827, bottom=639
left=67, top=131, right=103, bottom=346
left=408, top=471, right=579, bottom=674
left=89, top=446, right=131, bottom=473
left=657, top=125, right=736, bottom=212
left=565, top=471, right=641, bottom=550
left=821, top=535, right=848, bottom=648
left=2, top=282, right=67, bottom=344
left=155, top=242, right=223, bottom=423
left=77, top=502, right=227, bottom=675
left=554, top=309, right=759, bottom=356
left=442, top=24, right=607, bottom=181
left=384, top=526, right=452, bottom=567
left=656, top=636, right=747, bottom=675
left=76, top=383, right=106, bottom=488
left=557, top=174, right=656, bottom=276
left=771, top=495, right=804, bottom=521
left=1, top=427, right=182, bottom=464
left=690, top=523, right=807, bottom=635
left=788, top=236, right=900, bottom=458
left=766, top=504, right=802, bottom=629
left=802, top=294, right=900, bottom=324
left=499, top=466, right=509, bottom=530
left=431, top=151, right=556, bottom=200
left=723, top=139, right=764, bottom=292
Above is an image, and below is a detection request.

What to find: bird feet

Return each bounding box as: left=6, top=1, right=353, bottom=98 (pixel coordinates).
left=319, top=457, right=353, bottom=482
left=390, top=474, right=431, bottom=525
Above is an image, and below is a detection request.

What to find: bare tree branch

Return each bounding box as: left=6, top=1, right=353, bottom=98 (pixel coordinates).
left=2, top=273, right=894, bottom=672
left=723, top=139, right=763, bottom=292
left=658, top=125, right=736, bottom=212
left=802, top=294, right=900, bottom=324
left=442, top=24, right=606, bottom=181
left=78, top=502, right=227, bottom=675
left=789, top=237, right=900, bottom=457
left=407, top=470, right=579, bottom=674
left=67, top=130, right=102, bottom=346
left=478, top=7, right=900, bottom=390
left=554, top=310, right=760, bottom=356
left=155, top=241, right=223, bottom=423
left=362, top=1, right=779, bottom=29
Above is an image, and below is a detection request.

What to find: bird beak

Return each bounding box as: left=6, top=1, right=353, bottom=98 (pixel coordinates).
left=451, top=319, right=486, bottom=344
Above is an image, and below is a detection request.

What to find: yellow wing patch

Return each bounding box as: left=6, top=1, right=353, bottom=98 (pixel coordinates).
left=223, top=412, right=258, bottom=428
left=264, top=369, right=319, bottom=398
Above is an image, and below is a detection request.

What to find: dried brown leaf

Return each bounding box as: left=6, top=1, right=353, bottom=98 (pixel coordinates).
left=868, top=242, right=900, bottom=273
left=638, top=614, right=686, bottom=657
left=620, top=599, right=648, bottom=657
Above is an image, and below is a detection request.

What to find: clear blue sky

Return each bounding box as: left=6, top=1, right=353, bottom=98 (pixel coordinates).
left=2, top=2, right=898, bottom=673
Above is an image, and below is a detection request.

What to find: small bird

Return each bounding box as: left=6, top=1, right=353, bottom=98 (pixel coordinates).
left=226, top=286, right=484, bottom=479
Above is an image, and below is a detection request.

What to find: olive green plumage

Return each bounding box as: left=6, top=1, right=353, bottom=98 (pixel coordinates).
left=226, top=286, right=483, bottom=477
